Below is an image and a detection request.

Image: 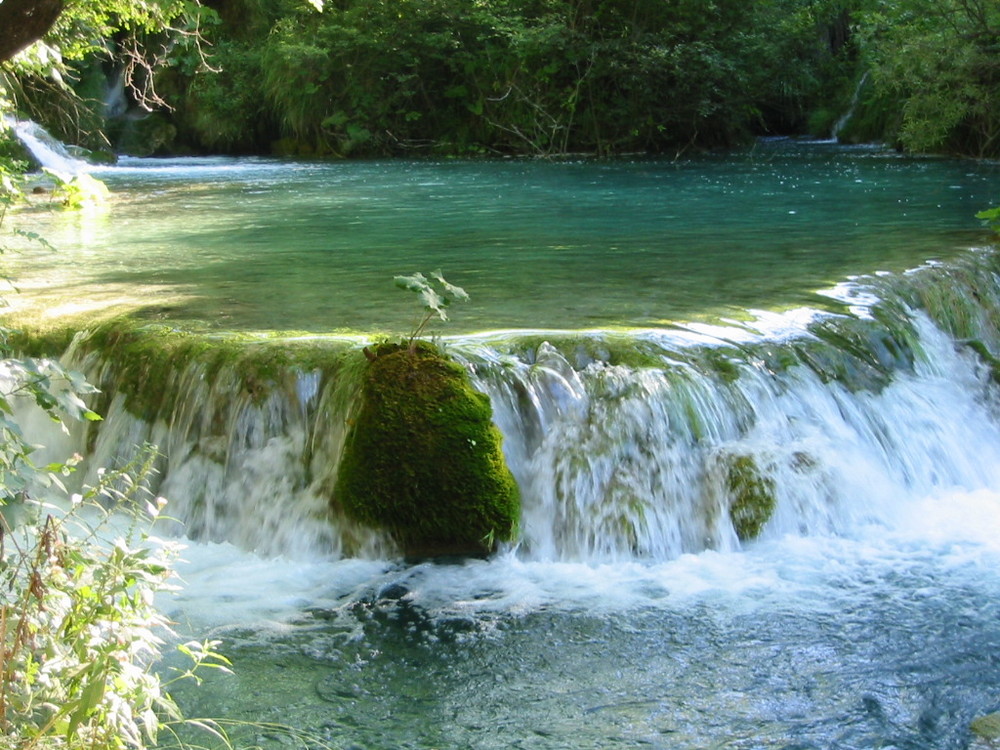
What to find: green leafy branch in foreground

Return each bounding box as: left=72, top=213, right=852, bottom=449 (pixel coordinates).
left=977, top=206, right=1000, bottom=236
left=0, top=154, right=239, bottom=750
left=393, top=269, right=469, bottom=351
left=0, top=450, right=234, bottom=750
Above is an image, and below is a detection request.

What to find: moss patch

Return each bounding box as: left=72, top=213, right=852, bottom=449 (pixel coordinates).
left=335, top=341, right=520, bottom=558
left=726, top=454, right=776, bottom=542
left=67, top=317, right=353, bottom=421
left=972, top=713, right=1000, bottom=744
left=965, top=339, right=1000, bottom=385
left=4, top=322, right=80, bottom=357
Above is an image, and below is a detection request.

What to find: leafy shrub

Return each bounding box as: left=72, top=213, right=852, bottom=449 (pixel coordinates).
left=0, top=453, right=231, bottom=750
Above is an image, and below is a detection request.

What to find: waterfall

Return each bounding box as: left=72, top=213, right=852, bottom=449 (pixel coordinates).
left=832, top=71, right=870, bottom=142
left=5, top=117, right=89, bottom=176
left=45, top=248, right=1000, bottom=563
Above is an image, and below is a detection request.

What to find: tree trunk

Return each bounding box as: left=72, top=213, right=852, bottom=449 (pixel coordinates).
left=0, top=0, right=65, bottom=64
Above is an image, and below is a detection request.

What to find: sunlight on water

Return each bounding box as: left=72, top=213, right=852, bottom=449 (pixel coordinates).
left=5, top=141, right=998, bottom=333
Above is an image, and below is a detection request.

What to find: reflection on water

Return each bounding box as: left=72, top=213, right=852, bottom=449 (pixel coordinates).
left=6, top=141, right=999, bottom=333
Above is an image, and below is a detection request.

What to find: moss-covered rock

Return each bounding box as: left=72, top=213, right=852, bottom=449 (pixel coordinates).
left=115, top=113, right=177, bottom=157
left=971, top=712, right=1000, bottom=749
left=334, top=341, right=520, bottom=558
left=726, top=454, right=776, bottom=542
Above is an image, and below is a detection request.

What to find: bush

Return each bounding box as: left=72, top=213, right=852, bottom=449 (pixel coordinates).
left=0, top=155, right=231, bottom=750
left=0, top=453, right=230, bottom=750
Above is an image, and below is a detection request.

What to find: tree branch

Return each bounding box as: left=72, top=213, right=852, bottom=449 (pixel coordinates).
left=0, top=0, right=65, bottom=64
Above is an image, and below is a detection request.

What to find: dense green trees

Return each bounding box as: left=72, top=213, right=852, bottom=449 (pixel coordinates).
left=165, top=0, right=856, bottom=156
left=2, top=0, right=999, bottom=158
left=857, top=0, right=1000, bottom=157
left=0, top=0, right=216, bottom=150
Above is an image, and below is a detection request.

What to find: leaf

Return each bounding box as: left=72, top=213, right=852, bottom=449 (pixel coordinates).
left=394, top=272, right=431, bottom=294
left=419, top=286, right=449, bottom=320
left=978, top=206, right=1000, bottom=233
left=430, top=270, right=470, bottom=302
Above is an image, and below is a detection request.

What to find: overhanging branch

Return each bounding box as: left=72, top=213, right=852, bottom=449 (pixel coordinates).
left=0, top=0, right=65, bottom=64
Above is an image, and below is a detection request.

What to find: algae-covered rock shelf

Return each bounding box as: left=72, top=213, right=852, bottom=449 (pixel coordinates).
left=7, top=248, right=1000, bottom=562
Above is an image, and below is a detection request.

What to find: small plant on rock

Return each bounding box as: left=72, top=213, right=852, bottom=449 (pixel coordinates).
left=393, top=270, right=469, bottom=351
left=339, top=269, right=520, bottom=557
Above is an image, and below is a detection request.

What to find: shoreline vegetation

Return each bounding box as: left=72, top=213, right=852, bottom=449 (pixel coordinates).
left=1, top=1, right=999, bottom=163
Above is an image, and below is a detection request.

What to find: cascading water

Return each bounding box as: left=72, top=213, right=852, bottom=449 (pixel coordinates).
left=10, top=145, right=1000, bottom=748
left=54, top=249, right=1000, bottom=567
left=4, top=116, right=89, bottom=176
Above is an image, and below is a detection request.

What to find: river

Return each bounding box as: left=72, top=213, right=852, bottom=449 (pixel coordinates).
left=7, top=139, right=1000, bottom=749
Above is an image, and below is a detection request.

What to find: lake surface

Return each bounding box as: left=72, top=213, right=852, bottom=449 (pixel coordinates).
left=12, top=140, right=1000, bottom=749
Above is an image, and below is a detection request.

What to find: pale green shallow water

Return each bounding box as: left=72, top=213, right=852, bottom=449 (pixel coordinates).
left=6, top=140, right=998, bottom=333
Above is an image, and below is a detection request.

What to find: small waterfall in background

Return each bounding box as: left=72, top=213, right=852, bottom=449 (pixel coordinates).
left=4, top=116, right=89, bottom=176
left=832, top=71, right=870, bottom=142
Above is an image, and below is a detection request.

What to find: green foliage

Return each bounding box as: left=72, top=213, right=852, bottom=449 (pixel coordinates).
left=394, top=269, right=469, bottom=348
left=977, top=206, right=1000, bottom=235
left=0, top=451, right=233, bottom=750
left=335, top=341, right=520, bottom=557
left=9, top=0, right=999, bottom=158
left=0, top=0, right=219, bottom=149
left=167, top=0, right=858, bottom=156
left=170, top=40, right=273, bottom=152
left=857, top=0, right=1000, bottom=156
left=42, top=169, right=110, bottom=209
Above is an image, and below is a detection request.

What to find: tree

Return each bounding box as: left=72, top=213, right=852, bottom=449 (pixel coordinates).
left=0, top=0, right=217, bottom=143
left=0, top=0, right=65, bottom=64
left=858, top=0, right=1000, bottom=157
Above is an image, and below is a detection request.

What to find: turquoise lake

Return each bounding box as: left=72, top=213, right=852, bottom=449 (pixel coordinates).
left=6, top=139, right=997, bottom=333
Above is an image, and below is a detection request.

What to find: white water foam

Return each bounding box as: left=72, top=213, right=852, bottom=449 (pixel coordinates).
left=138, top=296, right=1000, bottom=637
left=160, top=479, right=1000, bottom=638
left=6, top=117, right=89, bottom=177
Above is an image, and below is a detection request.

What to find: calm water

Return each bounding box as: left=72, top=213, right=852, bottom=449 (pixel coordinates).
left=6, top=140, right=998, bottom=332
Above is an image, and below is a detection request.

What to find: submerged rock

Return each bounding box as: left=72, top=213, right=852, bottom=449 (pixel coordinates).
left=726, top=454, right=776, bottom=541
left=971, top=712, right=1000, bottom=749
left=334, top=341, right=520, bottom=557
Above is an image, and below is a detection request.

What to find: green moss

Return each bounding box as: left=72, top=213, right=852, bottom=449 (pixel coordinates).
left=334, top=341, right=520, bottom=558
left=4, top=323, right=80, bottom=357
left=74, top=318, right=353, bottom=421
left=971, top=713, right=1000, bottom=743
left=965, top=339, right=1000, bottom=385
left=726, top=454, right=776, bottom=542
